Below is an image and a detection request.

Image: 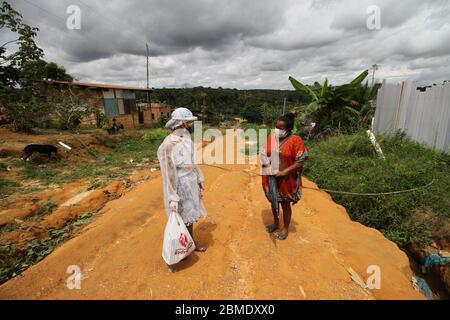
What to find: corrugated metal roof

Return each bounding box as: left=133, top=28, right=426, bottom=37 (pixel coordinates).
left=44, top=80, right=152, bottom=91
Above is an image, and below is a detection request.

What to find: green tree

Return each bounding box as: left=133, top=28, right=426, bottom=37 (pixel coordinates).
left=0, top=1, right=43, bottom=87
left=18, top=59, right=73, bottom=94
left=141, top=87, right=305, bottom=124
left=44, top=62, right=73, bottom=81
left=0, top=1, right=73, bottom=131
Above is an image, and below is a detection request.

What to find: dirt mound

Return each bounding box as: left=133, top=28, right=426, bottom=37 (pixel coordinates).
left=0, top=170, right=160, bottom=248
left=0, top=181, right=87, bottom=227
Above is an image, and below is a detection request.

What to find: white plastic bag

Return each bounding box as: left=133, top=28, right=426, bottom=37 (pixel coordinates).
left=162, top=211, right=196, bottom=265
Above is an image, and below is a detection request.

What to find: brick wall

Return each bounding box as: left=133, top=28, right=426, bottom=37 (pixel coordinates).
left=107, top=114, right=136, bottom=128
left=102, top=102, right=173, bottom=127
left=148, top=103, right=171, bottom=122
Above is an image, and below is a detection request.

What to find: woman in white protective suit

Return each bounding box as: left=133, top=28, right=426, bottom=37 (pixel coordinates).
left=157, top=107, right=208, bottom=253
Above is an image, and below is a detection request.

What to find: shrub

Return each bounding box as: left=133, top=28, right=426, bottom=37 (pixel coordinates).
left=2, top=97, right=52, bottom=132
left=142, top=128, right=168, bottom=141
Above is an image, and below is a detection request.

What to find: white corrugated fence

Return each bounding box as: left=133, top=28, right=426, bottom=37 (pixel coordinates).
left=373, top=80, right=450, bottom=153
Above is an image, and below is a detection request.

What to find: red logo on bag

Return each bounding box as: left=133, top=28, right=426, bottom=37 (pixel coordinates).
left=175, top=234, right=193, bottom=255
left=179, top=233, right=188, bottom=248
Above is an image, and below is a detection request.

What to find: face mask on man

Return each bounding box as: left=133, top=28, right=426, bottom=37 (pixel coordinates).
left=186, top=123, right=195, bottom=134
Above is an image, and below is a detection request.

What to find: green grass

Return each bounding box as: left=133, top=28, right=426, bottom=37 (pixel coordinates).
left=8, top=128, right=166, bottom=190
left=142, top=128, right=167, bottom=142
left=0, top=178, right=20, bottom=197
left=28, top=198, right=58, bottom=221
left=103, top=130, right=164, bottom=166
left=240, top=122, right=268, bottom=132
left=239, top=123, right=270, bottom=156
left=14, top=160, right=57, bottom=184
left=0, top=163, right=8, bottom=172
left=303, top=131, right=450, bottom=247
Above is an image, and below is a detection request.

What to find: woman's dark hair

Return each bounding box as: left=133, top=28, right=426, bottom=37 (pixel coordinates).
left=277, top=112, right=296, bottom=132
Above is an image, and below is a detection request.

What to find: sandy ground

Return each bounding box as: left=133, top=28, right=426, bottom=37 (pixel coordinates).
left=0, top=134, right=424, bottom=300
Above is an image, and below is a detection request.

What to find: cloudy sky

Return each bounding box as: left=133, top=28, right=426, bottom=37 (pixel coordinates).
left=3, top=0, right=450, bottom=89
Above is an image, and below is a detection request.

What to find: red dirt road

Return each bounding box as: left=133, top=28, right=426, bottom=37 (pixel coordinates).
left=0, top=157, right=423, bottom=299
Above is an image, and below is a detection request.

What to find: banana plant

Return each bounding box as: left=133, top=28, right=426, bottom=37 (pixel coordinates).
left=288, top=70, right=370, bottom=134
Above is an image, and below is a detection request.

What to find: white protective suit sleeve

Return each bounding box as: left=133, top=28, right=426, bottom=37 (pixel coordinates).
left=157, top=141, right=180, bottom=216
left=190, top=137, right=205, bottom=188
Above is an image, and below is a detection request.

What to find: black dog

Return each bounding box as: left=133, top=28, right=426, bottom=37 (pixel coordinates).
left=22, top=144, right=59, bottom=161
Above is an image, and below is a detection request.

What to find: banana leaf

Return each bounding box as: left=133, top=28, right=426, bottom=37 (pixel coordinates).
left=350, top=70, right=369, bottom=86
left=289, top=76, right=318, bottom=101
left=305, top=101, right=321, bottom=114
left=343, top=106, right=361, bottom=116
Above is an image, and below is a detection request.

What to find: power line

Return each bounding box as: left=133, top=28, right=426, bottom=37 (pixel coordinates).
left=18, top=1, right=103, bottom=57
left=18, top=1, right=113, bottom=54
left=77, top=0, right=149, bottom=46
left=19, top=0, right=153, bottom=87
left=77, top=0, right=122, bottom=31
left=20, top=0, right=66, bottom=23
left=203, top=164, right=437, bottom=197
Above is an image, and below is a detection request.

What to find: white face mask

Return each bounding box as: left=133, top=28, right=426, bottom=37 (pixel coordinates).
left=274, top=128, right=287, bottom=137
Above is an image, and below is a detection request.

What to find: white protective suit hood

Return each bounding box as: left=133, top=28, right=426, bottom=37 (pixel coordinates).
left=165, top=107, right=198, bottom=130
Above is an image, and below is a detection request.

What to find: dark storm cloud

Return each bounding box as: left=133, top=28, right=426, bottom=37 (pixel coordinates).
left=127, top=0, right=286, bottom=48
left=11, top=0, right=288, bottom=62
left=4, top=0, right=450, bottom=88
